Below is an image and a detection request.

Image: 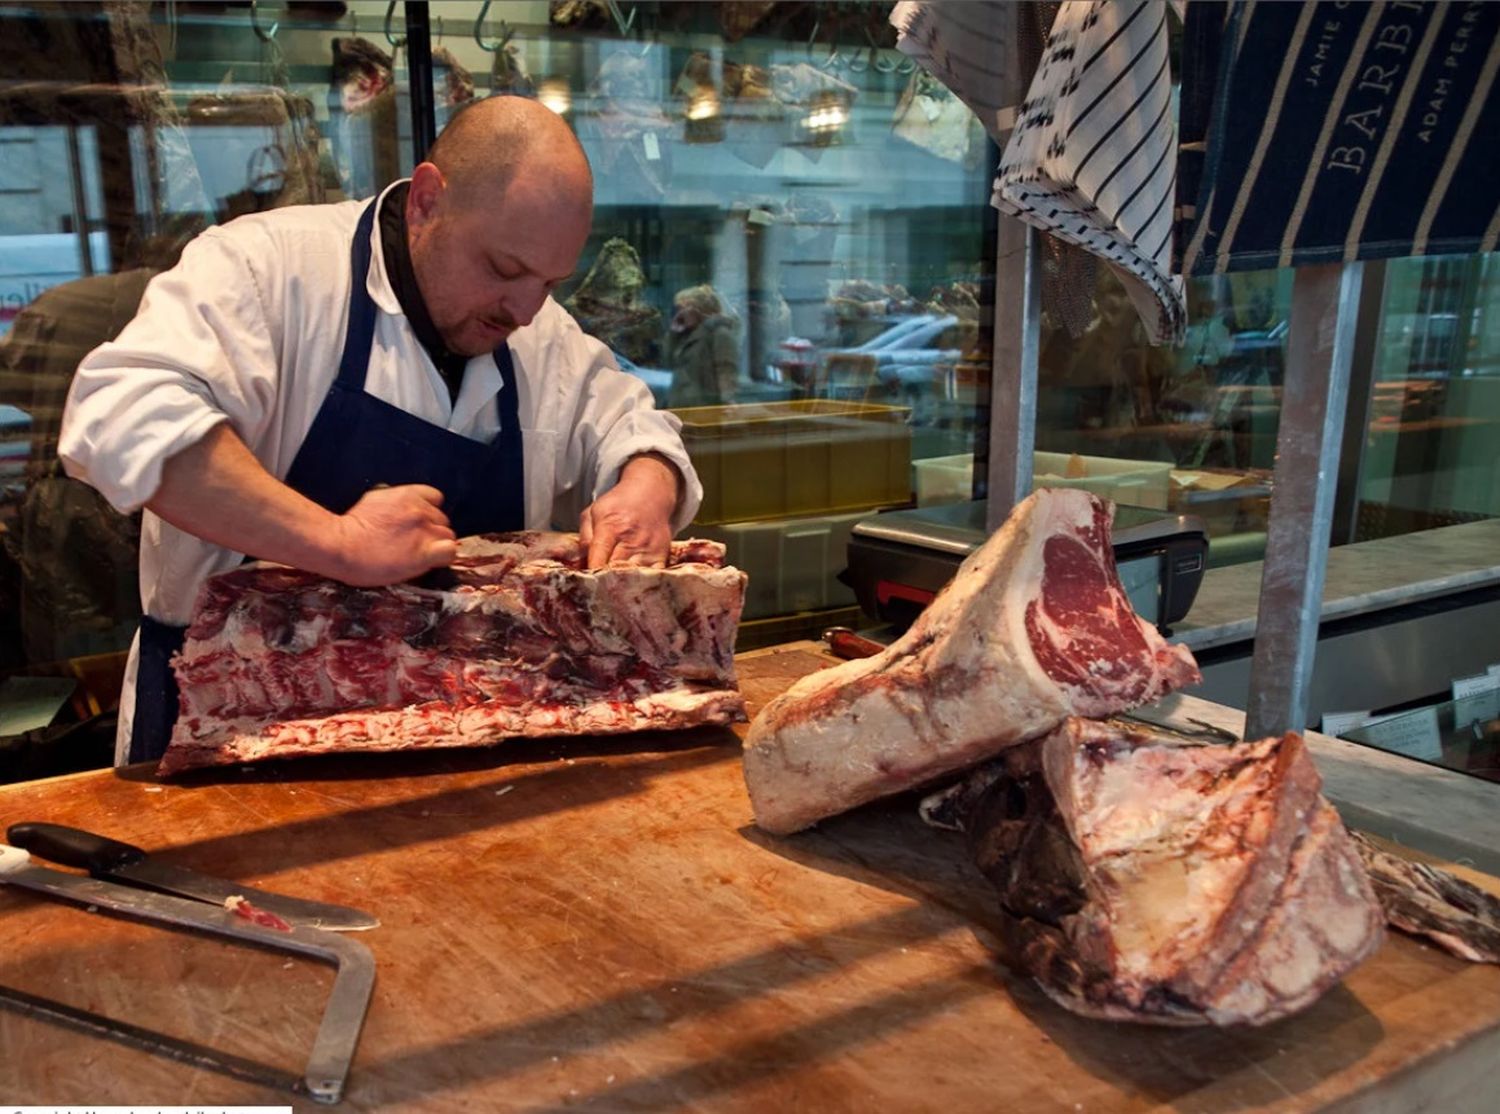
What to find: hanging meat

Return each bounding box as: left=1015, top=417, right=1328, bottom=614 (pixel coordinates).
left=159, top=533, right=746, bottom=776
left=582, top=49, right=676, bottom=200
left=432, top=46, right=475, bottom=108
left=330, top=36, right=394, bottom=114
left=719, top=1, right=779, bottom=42
left=330, top=36, right=400, bottom=196
left=741, top=488, right=1200, bottom=834
left=563, top=239, right=663, bottom=364
left=934, top=717, right=1385, bottom=1026
left=892, top=68, right=986, bottom=168
left=489, top=37, right=535, bottom=98
left=721, top=58, right=786, bottom=168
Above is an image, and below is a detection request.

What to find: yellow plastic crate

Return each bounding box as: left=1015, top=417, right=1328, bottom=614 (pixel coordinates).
left=913, top=451, right=1173, bottom=510
left=677, top=400, right=912, bottom=525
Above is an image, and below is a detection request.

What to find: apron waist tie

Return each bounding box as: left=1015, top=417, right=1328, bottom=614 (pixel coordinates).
left=129, top=615, right=188, bottom=765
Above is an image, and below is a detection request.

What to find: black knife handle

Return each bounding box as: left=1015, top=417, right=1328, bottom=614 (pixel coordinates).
left=6, top=823, right=146, bottom=874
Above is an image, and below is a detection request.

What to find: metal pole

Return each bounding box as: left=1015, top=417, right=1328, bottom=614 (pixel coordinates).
left=1244, top=261, right=1364, bottom=739
left=405, top=2, right=437, bottom=163
left=985, top=219, right=1040, bottom=531
left=65, top=125, right=94, bottom=277
left=979, top=0, right=1040, bottom=532
left=1331, top=258, right=1387, bottom=545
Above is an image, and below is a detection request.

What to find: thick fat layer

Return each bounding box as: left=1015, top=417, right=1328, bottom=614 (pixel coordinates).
left=742, top=489, right=1201, bottom=835
left=1028, top=719, right=1382, bottom=1026
left=1199, top=802, right=1384, bottom=1025
left=162, top=532, right=746, bottom=773
left=1046, top=726, right=1305, bottom=992
left=158, top=687, right=745, bottom=776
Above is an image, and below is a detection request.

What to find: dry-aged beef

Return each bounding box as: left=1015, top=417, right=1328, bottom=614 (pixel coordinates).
left=949, top=718, right=1384, bottom=1026
left=741, top=489, right=1200, bottom=834
left=1351, top=832, right=1500, bottom=963
left=159, top=533, right=746, bottom=775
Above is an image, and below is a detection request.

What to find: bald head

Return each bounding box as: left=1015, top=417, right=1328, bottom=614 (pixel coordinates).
left=425, top=95, right=593, bottom=212
left=405, top=97, right=597, bottom=357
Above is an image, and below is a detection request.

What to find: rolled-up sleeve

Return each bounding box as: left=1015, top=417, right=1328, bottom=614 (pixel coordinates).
left=562, top=335, right=703, bottom=534
left=58, top=227, right=281, bottom=514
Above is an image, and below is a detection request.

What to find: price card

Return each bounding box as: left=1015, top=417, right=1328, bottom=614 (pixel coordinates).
left=1453, top=688, right=1500, bottom=726
left=1453, top=672, right=1500, bottom=702
left=643, top=131, right=661, bottom=161
left=1320, top=710, right=1373, bottom=737
left=1359, top=706, right=1443, bottom=761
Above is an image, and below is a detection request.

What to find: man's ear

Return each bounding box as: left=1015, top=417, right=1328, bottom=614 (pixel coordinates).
left=406, top=162, right=447, bottom=229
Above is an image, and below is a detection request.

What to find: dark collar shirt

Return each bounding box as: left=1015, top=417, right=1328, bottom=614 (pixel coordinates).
left=379, top=182, right=467, bottom=404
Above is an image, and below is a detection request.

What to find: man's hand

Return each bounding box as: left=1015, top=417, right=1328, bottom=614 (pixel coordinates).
left=579, top=453, right=681, bottom=569
left=148, top=425, right=457, bottom=589
left=332, top=484, right=458, bottom=586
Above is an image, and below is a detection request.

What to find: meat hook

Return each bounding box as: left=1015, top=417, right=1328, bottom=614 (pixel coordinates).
left=249, top=0, right=277, bottom=42
left=474, top=0, right=514, bottom=52
left=806, top=15, right=842, bottom=71
left=606, top=0, right=637, bottom=37
left=384, top=0, right=406, bottom=48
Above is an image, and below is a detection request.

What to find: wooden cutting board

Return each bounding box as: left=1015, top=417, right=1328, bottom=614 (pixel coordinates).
left=1, top=643, right=1496, bottom=1111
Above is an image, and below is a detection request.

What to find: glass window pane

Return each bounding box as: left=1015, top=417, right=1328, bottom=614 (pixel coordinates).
left=461, top=2, right=992, bottom=636
left=1034, top=266, right=1290, bottom=570
left=0, top=1, right=414, bottom=694
left=1359, top=253, right=1500, bottom=540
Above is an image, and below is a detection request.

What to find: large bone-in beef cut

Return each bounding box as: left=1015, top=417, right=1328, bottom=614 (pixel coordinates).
left=741, top=489, right=1200, bottom=834
left=159, top=533, right=747, bottom=776
left=945, top=717, right=1384, bottom=1026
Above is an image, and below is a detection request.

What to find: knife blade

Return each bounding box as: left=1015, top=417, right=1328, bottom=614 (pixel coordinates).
left=6, top=822, right=379, bottom=932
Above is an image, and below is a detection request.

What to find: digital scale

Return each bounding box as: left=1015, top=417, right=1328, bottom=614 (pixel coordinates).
left=846, top=500, right=1210, bottom=634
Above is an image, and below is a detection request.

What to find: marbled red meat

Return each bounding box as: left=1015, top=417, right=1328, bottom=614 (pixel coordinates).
left=160, top=532, right=746, bottom=775
left=742, top=489, right=1199, bottom=834
left=1023, top=498, right=1182, bottom=714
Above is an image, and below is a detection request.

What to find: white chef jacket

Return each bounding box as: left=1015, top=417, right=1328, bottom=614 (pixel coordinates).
left=58, top=181, right=702, bottom=762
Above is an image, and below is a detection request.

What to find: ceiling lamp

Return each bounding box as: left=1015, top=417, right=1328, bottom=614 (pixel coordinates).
left=801, top=89, right=849, bottom=146
left=537, top=78, right=572, bottom=115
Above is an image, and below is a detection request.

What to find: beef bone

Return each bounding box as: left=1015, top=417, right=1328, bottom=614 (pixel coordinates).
left=947, top=717, right=1385, bottom=1026
left=742, top=489, right=1200, bottom=834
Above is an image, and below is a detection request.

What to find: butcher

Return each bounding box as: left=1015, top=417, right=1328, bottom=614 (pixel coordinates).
left=57, top=96, right=703, bottom=766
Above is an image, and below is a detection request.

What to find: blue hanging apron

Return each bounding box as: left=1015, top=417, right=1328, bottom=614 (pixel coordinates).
left=129, top=200, right=526, bottom=764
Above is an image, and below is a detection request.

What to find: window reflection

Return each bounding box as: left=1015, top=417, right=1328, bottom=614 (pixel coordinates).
left=1361, top=254, right=1500, bottom=541
left=0, top=1, right=987, bottom=693
left=1027, top=268, right=1286, bottom=568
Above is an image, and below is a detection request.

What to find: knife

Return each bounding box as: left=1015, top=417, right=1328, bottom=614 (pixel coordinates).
left=6, top=822, right=379, bottom=932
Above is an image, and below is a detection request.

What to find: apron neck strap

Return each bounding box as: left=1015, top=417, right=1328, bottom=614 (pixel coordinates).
left=336, top=200, right=381, bottom=389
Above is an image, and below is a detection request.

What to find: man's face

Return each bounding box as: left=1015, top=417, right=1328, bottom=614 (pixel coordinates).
left=670, top=303, right=703, bottom=335
left=407, top=169, right=591, bottom=358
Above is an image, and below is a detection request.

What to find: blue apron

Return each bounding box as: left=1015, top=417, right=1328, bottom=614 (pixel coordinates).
left=129, top=200, right=526, bottom=764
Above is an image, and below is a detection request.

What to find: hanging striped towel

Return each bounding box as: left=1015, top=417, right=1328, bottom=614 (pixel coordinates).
left=1179, top=2, right=1500, bottom=275
left=994, top=0, right=1185, bottom=344
left=890, top=1, right=1026, bottom=145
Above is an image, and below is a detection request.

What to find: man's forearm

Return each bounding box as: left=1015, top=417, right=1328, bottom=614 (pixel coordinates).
left=623, top=451, right=684, bottom=513
left=147, top=421, right=346, bottom=576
